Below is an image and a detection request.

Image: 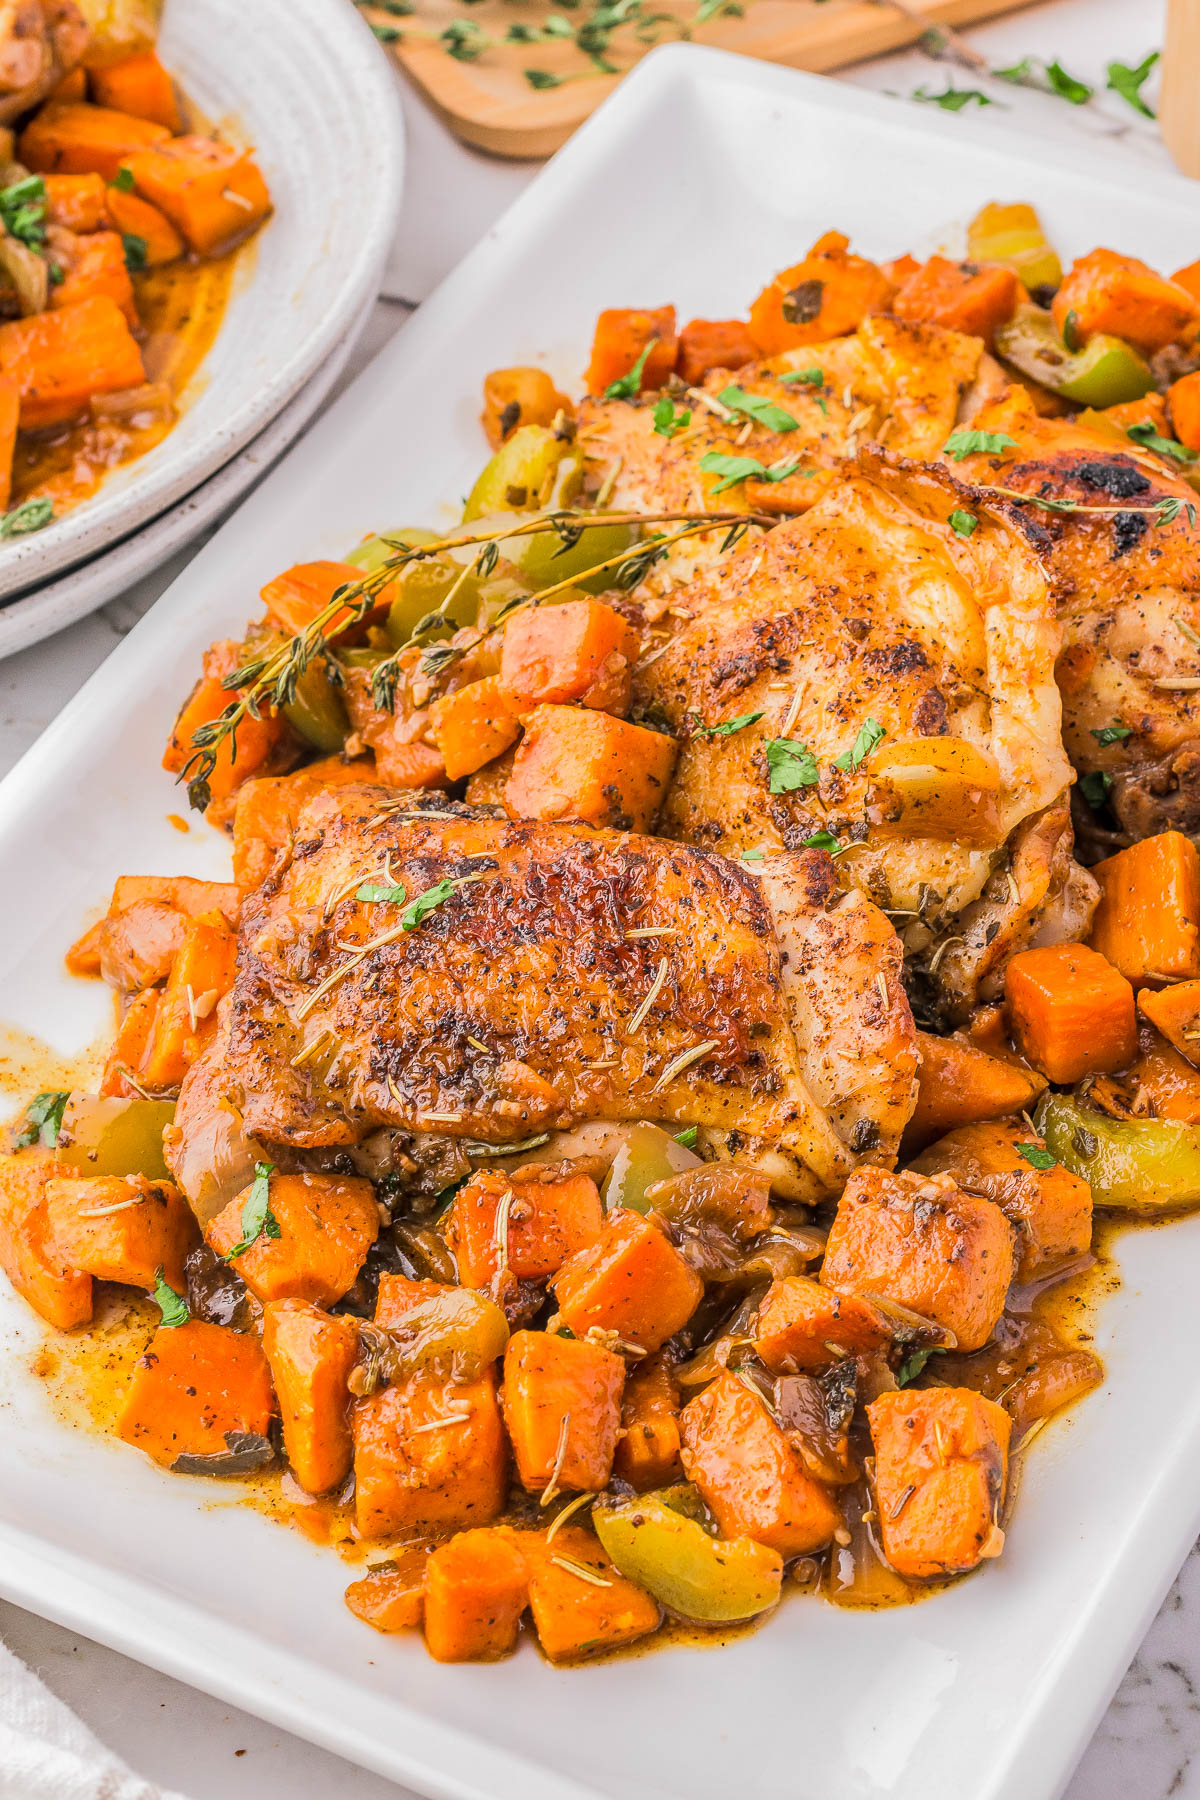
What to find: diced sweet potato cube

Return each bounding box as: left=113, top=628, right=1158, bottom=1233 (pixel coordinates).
left=87, top=48, right=181, bottom=131
left=428, top=675, right=521, bottom=783
left=260, top=560, right=371, bottom=639
left=100, top=987, right=160, bottom=1098
left=680, top=1369, right=841, bottom=1555
left=868, top=1387, right=1011, bottom=1579
left=104, top=184, right=183, bottom=266
left=504, top=704, right=677, bottom=833
left=352, top=1369, right=506, bottom=1537
left=51, top=229, right=136, bottom=325
left=676, top=317, right=756, bottom=385
left=821, top=1166, right=1014, bottom=1352
left=126, top=134, right=271, bottom=255
left=44, top=171, right=106, bottom=232
left=747, top=233, right=893, bottom=355
left=206, top=1171, right=378, bottom=1307
left=1006, top=943, right=1136, bottom=1084
left=19, top=101, right=170, bottom=180
left=139, top=910, right=237, bottom=1090
left=45, top=1173, right=198, bottom=1292
left=585, top=306, right=677, bottom=396
left=525, top=1524, right=659, bottom=1662
left=87, top=873, right=239, bottom=992
left=446, top=1168, right=604, bottom=1288
left=499, top=599, right=637, bottom=714
left=117, top=1318, right=274, bottom=1468
left=262, top=1298, right=359, bottom=1495
left=1139, top=978, right=1200, bottom=1066
left=162, top=637, right=289, bottom=806
left=373, top=1273, right=453, bottom=1327
left=423, top=1528, right=530, bottom=1662
left=1170, top=369, right=1200, bottom=453
left=0, top=294, right=145, bottom=429
left=904, top=1030, right=1047, bottom=1154
left=0, top=1148, right=92, bottom=1329
left=753, top=1275, right=891, bottom=1374
left=1052, top=247, right=1200, bottom=353
left=893, top=255, right=1020, bottom=346
left=909, top=1119, right=1093, bottom=1283
left=502, top=1329, right=624, bottom=1493
left=1089, top=831, right=1200, bottom=986
left=344, top=1548, right=427, bottom=1633
left=481, top=365, right=573, bottom=449
left=551, top=1209, right=702, bottom=1353
left=613, top=1354, right=683, bottom=1490
left=231, top=756, right=374, bottom=896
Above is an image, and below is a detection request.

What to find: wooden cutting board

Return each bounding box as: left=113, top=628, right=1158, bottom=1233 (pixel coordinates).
left=364, top=0, right=1042, bottom=159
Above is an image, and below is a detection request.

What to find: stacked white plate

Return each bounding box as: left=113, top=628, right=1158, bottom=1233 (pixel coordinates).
left=0, top=0, right=404, bottom=658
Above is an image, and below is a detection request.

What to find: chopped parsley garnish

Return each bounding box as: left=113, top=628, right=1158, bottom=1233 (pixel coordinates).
left=1079, top=769, right=1113, bottom=810
left=943, top=430, right=1017, bottom=461
left=1091, top=723, right=1131, bottom=745
left=1106, top=51, right=1158, bottom=119
left=604, top=340, right=655, bottom=401
left=699, top=451, right=800, bottom=494
left=0, top=174, right=46, bottom=248
left=12, top=1090, right=68, bottom=1150
left=1043, top=59, right=1093, bottom=104
left=122, top=233, right=148, bottom=272
left=913, top=85, right=994, bottom=111
left=357, top=881, right=408, bottom=904
left=152, top=1267, right=190, bottom=1328
left=1126, top=420, right=1197, bottom=463
left=0, top=497, right=54, bottom=538
left=799, top=830, right=844, bottom=854
left=1015, top=1143, right=1056, bottom=1171
left=674, top=1126, right=698, bottom=1148
left=690, top=710, right=763, bottom=738
left=896, top=1345, right=946, bottom=1386
left=717, top=385, right=799, bottom=433
left=764, top=737, right=819, bottom=793
left=401, top=877, right=461, bottom=929
left=778, top=366, right=825, bottom=388
left=652, top=395, right=691, bottom=438
left=225, top=1161, right=280, bottom=1259
left=833, top=716, right=885, bottom=772
left=111, top=167, right=136, bottom=192
left=948, top=509, right=978, bottom=538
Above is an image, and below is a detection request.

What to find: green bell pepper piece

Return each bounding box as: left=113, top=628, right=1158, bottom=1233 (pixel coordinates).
left=346, top=528, right=482, bottom=649
left=966, top=202, right=1063, bottom=294
left=55, top=1093, right=176, bottom=1181
left=463, top=425, right=577, bottom=522
left=1037, top=1090, right=1200, bottom=1212
left=593, top=1487, right=783, bottom=1623
left=995, top=307, right=1153, bottom=408
left=602, top=1121, right=702, bottom=1214
left=281, top=659, right=348, bottom=753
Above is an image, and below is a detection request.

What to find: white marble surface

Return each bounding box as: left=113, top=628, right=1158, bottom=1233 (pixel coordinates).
left=1, top=1, right=1196, bottom=1795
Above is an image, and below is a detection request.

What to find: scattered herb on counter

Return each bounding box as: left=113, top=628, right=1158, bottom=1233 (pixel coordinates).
left=1106, top=51, right=1159, bottom=118
left=913, top=85, right=994, bottom=112
left=525, top=67, right=564, bottom=87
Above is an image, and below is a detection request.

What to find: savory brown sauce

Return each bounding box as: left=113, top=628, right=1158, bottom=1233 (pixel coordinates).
left=8, top=249, right=242, bottom=514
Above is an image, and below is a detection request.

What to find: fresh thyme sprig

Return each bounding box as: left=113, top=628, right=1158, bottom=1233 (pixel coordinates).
left=180, top=507, right=769, bottom=809
left=973, top=485, right=1197, bottom=528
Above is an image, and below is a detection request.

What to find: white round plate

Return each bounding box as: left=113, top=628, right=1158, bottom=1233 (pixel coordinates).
left=0, top=297, right=375, bottom=659
left=0, top=0, right=403, bottom=600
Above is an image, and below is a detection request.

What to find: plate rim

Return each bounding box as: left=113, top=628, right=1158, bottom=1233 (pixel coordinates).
left=1, top=42, right=1199, bottom=1800
left=0, top=0, right=405, bottom=598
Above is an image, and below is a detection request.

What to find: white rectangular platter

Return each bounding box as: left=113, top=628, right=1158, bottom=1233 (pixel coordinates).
left=2, top=43, right=1200, bottom=1800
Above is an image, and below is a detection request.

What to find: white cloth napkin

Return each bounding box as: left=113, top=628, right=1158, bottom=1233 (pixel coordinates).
left=0, top=1638, right=190, bottom=1800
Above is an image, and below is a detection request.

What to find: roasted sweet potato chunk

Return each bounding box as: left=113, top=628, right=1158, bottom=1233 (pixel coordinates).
left=909, top=1120, right=1092, bottom=1283
left=1089, top=831, right=1200, bottom=986
left=753, top=1275, right=891, bottom=1373
left=1006, top=943, right=1136, bottom=1085
left=0, top=1148, right=92, bottom=1329
left=1139, top=979, right=1200, bottom=1066
left=262, top=1298, right=359, bottom=1495
left=117, top=1318, right=274, bottom=1469
left=504, top=705, right=678, bottom=833
left=502, top=1329, right=624, bottom=1493
left=423, top=1528, right=530, bottom=1662
left=525, top=1524, right=659, bottom=1662
left=905, top=1030, right=1046, bottom=1154
left=680, top=1369, right=841, bottom=1555
left=206, top=1171, right=378, bottom=1307
left=868, top=1387, right=1011, bottom=1579
left=551, top=1208, right=702, bottom=1353
left=45, top=1174, right=198, bottom=1292
left=613, top=1354, right=683, bottom=1490
left=499, top=599, right=637, bottom=714
left=446, top=1168, right=603, bottom=1288
left=821, top=1166, right=1014, bottom=1351
left=352, top=1369, right=507, bottom=1538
